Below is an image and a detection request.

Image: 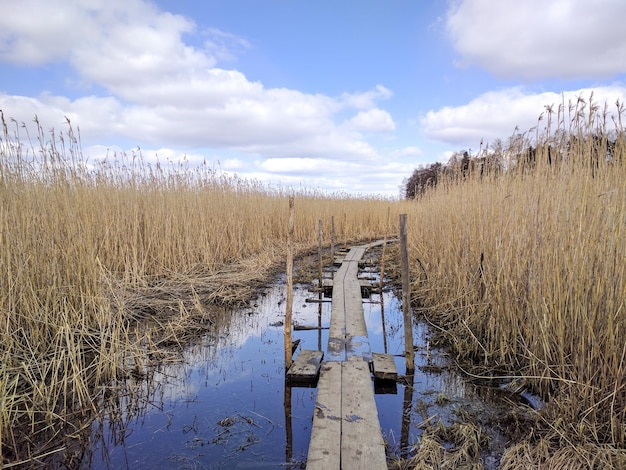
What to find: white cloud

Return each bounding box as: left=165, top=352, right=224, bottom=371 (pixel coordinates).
left=340, top=85, right=393, bottom=109
left=0, top=0, right=88, bottom=65
left=345, top=108, right=395, bottom=132
left=221, top=158, right=245, bottom=170
left=203, top=28, right=251, bottom=62
left=446, top=0, right=626, bottom=79
left=0, top=0, right=397, bottom=165
left=259, top=157, right=361, bottom=175
left=0, top=0, right=408, bottom=195
left=254, top=157, right=413, bottom=196
left=422, top=86, right=626, bottom=147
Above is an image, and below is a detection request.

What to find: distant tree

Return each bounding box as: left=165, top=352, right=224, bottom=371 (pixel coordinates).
left=405, top=162, right=443, bottom=199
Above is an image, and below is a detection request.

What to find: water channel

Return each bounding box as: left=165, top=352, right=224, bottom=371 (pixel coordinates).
left=85, top=255, right=537, bottom=469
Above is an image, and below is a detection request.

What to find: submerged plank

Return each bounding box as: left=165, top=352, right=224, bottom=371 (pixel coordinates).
left=287, top=350, right=324, bottom=381
left=372, top=352, right=398, bottom=381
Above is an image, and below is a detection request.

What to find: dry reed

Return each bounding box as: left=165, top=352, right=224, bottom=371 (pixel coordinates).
left=403, top=95, right=626, bottom=466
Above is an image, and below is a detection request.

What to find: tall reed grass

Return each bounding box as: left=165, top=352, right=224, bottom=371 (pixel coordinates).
left=404, top=95, right=626, bottom=465
left=0, top=113, right=404, bottom=465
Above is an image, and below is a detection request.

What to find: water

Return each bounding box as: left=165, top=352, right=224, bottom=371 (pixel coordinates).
left=86, top=263, right=536, bottom=469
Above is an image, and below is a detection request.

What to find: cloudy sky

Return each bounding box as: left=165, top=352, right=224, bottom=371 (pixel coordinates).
left=1, top=0, right=625, bottom=196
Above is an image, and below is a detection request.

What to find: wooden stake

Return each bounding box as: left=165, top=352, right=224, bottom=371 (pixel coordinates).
left=399, top=214, right=414, bottom=373
left=285, top=196, right=295, bottom=371
left=343, top=212, right=347, bottom=249
left=380, top=207, right=390, bottom=354
left=318, top=219, right=323, bottom=290
left=380, top=206, right=390, bottom=293
left=330, top=215, right=335, bottom=260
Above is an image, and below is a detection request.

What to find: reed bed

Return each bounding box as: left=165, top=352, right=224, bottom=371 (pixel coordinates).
left=0, top=113, right=404, bottom=466
left=404, top=96, right=626, bottom=466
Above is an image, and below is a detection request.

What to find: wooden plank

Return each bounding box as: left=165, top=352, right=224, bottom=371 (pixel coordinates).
left=308, top=243, right=390, bottom=469
left=341, top=357, right=387, bottom=469
left=326, top=246, right=373, bottom=362
left=327, top=260, right=348, bottom=361
left=287, top=350, right=324, bottom=381
left=322, top=279, right=373, bottom=289
left=343, top=268, right=371, bottom=362
left=307, top=362, right=342, bottom=469
left=372, top=352, right=398, bottom=381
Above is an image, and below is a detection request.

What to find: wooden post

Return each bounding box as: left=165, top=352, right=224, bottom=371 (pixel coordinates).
left=330, top=215, right=335, bottom=261
left=285, top=196, right=295, bottom=371
left=380, top=206, right=390, bottom=293
left=318, top=220, right=323, bottom=290
left=380, top=207, right=390, bottom=354
left=343, top=212, right=347, bottom=249
left=399, top=214, right=414, bottom=373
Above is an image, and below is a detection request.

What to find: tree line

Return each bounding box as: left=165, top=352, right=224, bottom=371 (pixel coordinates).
left=404, top=133, right=623, bottom=199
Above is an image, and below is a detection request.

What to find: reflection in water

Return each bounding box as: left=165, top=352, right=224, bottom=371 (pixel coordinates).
left=86, top=265, right=524, bottom=468
left=400, top=373, right=414, bottom=460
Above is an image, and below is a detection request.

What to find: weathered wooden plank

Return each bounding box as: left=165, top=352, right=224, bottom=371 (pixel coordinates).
left=372, top=352, right=398, bottom=381
left=307, top=362, right=342, bottom=469
left=341, top=357, right=387, bottom=469
left=345, top=246, right=367, bottom=262
left=326, top=246, right=373, bottom=362
left=287, top=350, right=324, bottom=381
left=327, top=260, right=348, bottom=361
left=323, top=279, right=374, bottom=289
left=308, top=243, right=390, bottom=469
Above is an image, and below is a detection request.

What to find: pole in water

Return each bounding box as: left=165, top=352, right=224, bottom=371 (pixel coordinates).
left=330, top=215, right=335, bottom=260
left=284, top=196, right=295, bottom=371
left=399, top=213, right=415, bottom=373
left=318, top=219, right=323, bottom=291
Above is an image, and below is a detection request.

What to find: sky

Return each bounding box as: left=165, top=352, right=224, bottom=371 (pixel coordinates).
left=1, top=0, right=625, bottom=197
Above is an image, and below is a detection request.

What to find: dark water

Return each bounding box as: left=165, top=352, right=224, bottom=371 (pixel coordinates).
left=86, top=263, right=535, bottom=469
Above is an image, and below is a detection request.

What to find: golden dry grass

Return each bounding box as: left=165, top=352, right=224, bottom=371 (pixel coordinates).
left=402, top=96, right=626, bottom=466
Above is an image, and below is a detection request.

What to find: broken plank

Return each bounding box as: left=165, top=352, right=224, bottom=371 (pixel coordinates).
left=286, top=350, right=324, bottom=381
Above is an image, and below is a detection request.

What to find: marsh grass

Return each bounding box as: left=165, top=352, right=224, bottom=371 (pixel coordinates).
left=389, top=422, right=488, bottom=470
left=404, top=96, right=626, bottom=465
left=0, top=113, right=403, bottom=466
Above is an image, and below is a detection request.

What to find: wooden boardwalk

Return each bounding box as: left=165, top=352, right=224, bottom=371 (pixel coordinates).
left=306, top=242, right=391, bottom=469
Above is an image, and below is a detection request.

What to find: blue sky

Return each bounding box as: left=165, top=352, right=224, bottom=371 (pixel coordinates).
left=1, top=0, right=625, bottom=196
